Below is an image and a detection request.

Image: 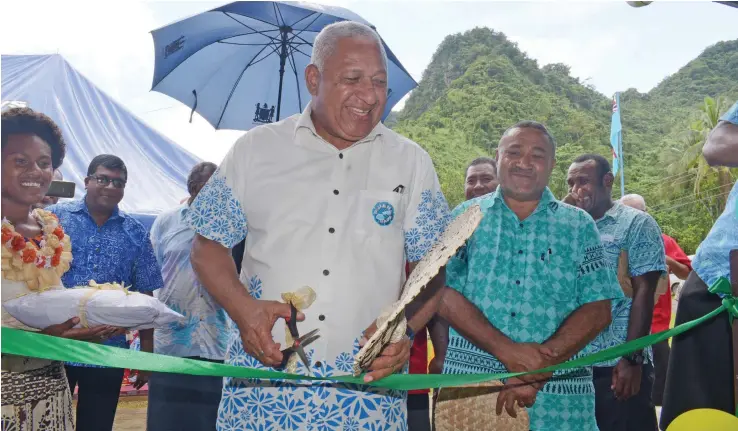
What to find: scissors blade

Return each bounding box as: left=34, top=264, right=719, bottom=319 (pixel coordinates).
left=297, top=328, right=320, bottom=343
left=295, top=347, right=311, bottom=371
left=299, top=333, right=320, bottom=349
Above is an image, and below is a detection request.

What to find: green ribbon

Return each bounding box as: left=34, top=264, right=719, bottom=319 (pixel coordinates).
left=708, top=276, right=738, bottom=323
left=707, top=277, right=738, bottom=417
left=0, top=277, right=733, bottom=391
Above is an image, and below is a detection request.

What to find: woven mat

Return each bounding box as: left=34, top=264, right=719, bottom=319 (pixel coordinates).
left=353, top=204, right=483, bottom=375
left=434, top=381, right=530, bottom=431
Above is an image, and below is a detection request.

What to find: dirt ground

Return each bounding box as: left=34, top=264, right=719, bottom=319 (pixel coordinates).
left=74, top=397, right=148, bottom=431
left=113, top=398, right=148, bottom=431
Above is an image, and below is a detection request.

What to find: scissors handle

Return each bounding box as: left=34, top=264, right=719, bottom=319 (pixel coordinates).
left=277, top=347, right=296, bottom=370
left=286, top=303, right=299, bottom=339
left=275, top=331, right=320, bottom=371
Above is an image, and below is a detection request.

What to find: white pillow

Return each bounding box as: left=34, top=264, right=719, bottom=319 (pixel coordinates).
left=3, top=288, right=184, bottom=331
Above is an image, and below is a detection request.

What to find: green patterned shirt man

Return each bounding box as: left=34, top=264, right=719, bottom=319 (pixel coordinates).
left=444, top=187, right=623, bottom=430
left=421, top=121, right=623, bottom=431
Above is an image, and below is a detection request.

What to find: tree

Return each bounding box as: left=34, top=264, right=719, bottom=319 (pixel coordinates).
left=665, top=96, right=736, bottom=219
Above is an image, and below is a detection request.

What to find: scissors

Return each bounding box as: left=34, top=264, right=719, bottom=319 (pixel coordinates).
left=277, top=302, right=320, bottom=372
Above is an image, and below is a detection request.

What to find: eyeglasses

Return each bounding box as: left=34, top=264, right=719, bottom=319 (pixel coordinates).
left=89, top=175, right=126, bottom=189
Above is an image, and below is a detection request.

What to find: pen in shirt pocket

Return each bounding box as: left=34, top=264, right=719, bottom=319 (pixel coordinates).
left=540, top=248, right=552, bottom=263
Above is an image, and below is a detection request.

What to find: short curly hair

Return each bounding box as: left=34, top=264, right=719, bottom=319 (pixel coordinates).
left=1, top=107, right=66, bottom=169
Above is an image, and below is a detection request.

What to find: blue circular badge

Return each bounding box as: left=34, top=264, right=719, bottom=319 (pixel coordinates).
left=372, top=201, right=395, bottom=226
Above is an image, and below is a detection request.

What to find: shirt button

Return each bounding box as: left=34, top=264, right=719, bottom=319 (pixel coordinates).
left=95, top=247, right=100, bottom=252
left=339, top=153, right=344, bottom=159
left=333, top=189, right=339, bottom=195
left=328, top=227, right=335, bottom=234
left=511, top=312, right=517, bottom=317
left=518, top=250, right=523, bottom=254
left=519, top=223, right=524, bottom=228
left=315, top=361, right=323, bottom=368
left=515, top=280, right=520, bottom=285
left=323, top=269, right=330, bottom=276
left=319, top=314, right=325, bottom=321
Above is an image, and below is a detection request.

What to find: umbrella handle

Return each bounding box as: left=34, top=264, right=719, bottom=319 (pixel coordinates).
left=189, top=90, right=198, bottom=123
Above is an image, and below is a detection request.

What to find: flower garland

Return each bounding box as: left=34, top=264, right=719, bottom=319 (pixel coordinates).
left=1, top=209, right=72, bottom=291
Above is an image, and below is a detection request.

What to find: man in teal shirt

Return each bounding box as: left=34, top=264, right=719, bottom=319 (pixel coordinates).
left=566, top=154, right=666, bottom=431
left=409, top=121, right=623, bottom=431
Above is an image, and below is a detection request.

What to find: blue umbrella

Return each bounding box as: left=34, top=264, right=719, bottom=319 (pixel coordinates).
left=150, top=1, right=417, bottom=131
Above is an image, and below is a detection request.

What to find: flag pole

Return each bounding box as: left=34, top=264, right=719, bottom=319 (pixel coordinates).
left=617, top=92, right=625, bottom=197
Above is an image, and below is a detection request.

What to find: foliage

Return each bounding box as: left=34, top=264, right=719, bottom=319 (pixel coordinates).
left=391, top=28, right=738, bottom=253
left=663, top=97, right=736, bottom=217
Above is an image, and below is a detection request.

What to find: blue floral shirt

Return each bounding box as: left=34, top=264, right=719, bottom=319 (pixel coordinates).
left=151, top=204, right=229, bottom=360
left=444, top=188, right=623, bottom=431
left=590, top=202, right=666, bottom=367
left=692, top=101, right=738, bottom=289
left=48, top=198, right=163, bottom=367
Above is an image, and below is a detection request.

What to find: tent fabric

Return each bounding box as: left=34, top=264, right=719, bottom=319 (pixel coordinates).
left=1, top=54, right=202, bottom=228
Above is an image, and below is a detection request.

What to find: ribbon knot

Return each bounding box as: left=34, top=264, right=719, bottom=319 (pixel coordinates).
left=722, top=297, right=738, bottom=323
left=708, top=277, right=737, bottom=322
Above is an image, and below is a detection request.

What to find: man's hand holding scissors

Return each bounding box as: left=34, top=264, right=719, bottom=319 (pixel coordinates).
left=233, top=297, right=305, bottom=367
left=276, top=302, right=320, bottom=373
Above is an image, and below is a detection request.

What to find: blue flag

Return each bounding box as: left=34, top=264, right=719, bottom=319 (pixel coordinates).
left=610, top=93, right=622, bottom=175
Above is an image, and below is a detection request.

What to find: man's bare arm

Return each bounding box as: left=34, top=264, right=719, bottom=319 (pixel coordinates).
left=403, top=265, right=511, bottom=355
left=666, top=255, right=691, bottom=280
left=191, top=234, right=294, bottom=366
left=427, top=317, right=449, bottom=373
left=626, top=271, right=660, bottom=343
left=191, top=234, right=253, bottom=319
left=404, top=266, right=515, bottom=359
left=542, top=300, right=611, bottom=362
left=435, top=288, right=515, bottom=357
left=703, top=121, right=738, bottom=167
left=406, top=285, right=551, bottom=382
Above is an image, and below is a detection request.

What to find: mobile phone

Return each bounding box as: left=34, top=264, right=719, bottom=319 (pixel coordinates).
left=46, top=180, right=76, bottom=198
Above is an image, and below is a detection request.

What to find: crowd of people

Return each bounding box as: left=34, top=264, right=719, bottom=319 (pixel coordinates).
left=1, top=20, right=737, bottom=431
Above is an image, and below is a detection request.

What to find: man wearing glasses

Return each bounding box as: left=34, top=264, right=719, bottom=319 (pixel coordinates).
left=47, top=154, right=164, bottom=431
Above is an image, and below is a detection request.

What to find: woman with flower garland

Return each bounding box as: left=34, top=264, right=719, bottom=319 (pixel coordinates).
left=1, top=107, right=122, bottom=430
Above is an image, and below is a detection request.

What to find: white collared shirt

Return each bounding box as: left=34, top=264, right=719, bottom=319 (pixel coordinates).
left=188, top=103, right=449, bottom=430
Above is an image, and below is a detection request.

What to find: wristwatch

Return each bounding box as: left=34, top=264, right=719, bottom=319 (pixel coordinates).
left=623, top=351, right=644, bottom=366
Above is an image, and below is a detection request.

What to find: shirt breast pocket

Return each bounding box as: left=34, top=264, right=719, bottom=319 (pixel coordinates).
left=533, top=249, right=573, bottom=305
left=354, top=190, right=406, bottom=240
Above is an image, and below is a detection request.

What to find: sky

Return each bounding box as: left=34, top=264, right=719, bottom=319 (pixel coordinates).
left=1, top=1, right=737, bottom=163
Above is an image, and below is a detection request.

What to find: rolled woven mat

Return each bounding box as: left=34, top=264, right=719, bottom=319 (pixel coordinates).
left=434, top=380, right=530, bottom=431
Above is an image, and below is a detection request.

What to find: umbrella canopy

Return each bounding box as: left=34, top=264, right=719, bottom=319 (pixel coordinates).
left=150, top=1, right=417, bottom=131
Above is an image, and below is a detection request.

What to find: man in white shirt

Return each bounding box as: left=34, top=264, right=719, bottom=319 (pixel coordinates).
left=189, top=22, right=449, bottom=430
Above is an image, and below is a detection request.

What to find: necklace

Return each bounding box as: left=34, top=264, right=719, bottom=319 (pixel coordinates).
left=1, top=209, right=72, bottom=291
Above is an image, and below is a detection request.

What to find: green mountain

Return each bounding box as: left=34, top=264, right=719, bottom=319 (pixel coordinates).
left=393, top=28, right=738, bottom=253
